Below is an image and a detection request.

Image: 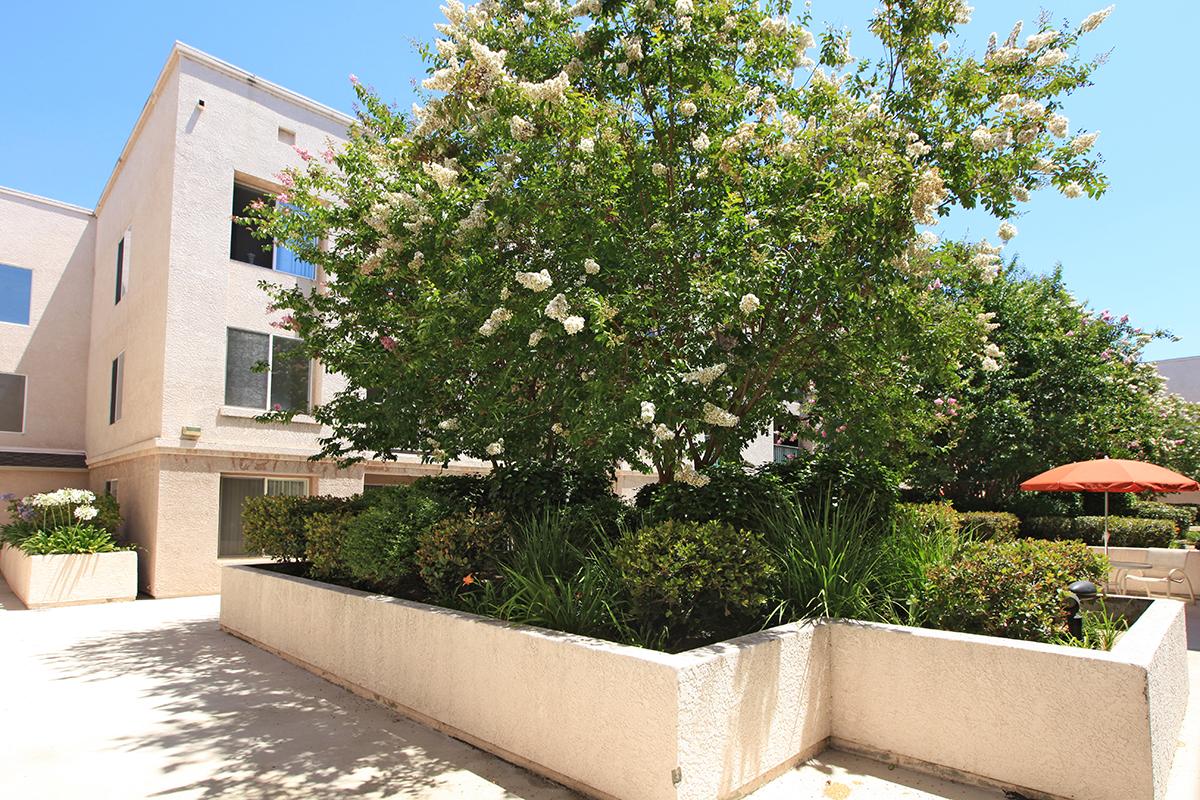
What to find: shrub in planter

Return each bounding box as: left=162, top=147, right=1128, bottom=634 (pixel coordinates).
left=1008, top=490, right=1083, bottom=520
left=242, top=494, right=355, bottom=562
left=409, top=473, right=489, bottom=514
left=759, top=451, right=901, bottom=516
left=1127, top=501, right=1194, bottom=534
left=638, top=463, right=785, bottom=531
left=1072, top=516, right=1175, bottom=548
left=416, top=511, right=508, bottom=602
left=1021, top=516, right=1076, bottom=541
left=922, top=539, right=1108, bottom=642
left=893, top=503, right=960, bottom=540
left=304, top=511, right=353, bottom=581
left=344, top=487, right=449, bottom=591
left=487, top=461, right=616, bottom=520
left=957, top=511, right=1020, bottom=541
left=612, top=519, right=774, bottom=649
left=2, top=488, right=126, bottom=554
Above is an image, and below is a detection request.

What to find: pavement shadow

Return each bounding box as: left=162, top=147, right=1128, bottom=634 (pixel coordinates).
left=39, top=615, right=576, bottom=799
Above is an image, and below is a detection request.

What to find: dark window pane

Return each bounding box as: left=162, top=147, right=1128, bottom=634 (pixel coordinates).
left=109, top=354, right=124, bottom=424
left=0, top=373, right=26, bottom=433
left=0, top=264, right=32, bottom=325
left=230, top=184, right=273, bottom=267
left=225, top=329, right=269, bottom=408
left=270, top=336, right=310, bottom=413
left=115, top=237, right=125, bottom=304
left=219, top=476, right=264, bottom=557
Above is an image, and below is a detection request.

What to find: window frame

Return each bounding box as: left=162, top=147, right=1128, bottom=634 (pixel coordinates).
left=104, top=479, right=119, bottom=500
left=223, top=327, right=312, bottom=414
left=0, top=372, right=28, bottom=434
left=229, top=180, right=317, bottom=280
left=0, top=263, right=33, bottom=327
left=109, top=352, right=124, bottom=425
left=114, top=227, right=131, bottom=304
left=218, top=474, right=311, bottom=558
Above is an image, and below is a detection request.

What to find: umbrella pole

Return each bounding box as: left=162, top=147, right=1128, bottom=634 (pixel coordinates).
left=1103, top=491, right=1110, bottom=556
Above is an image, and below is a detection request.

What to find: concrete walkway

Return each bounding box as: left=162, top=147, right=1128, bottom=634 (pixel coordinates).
left=0, top=585, right=1196, bottom=799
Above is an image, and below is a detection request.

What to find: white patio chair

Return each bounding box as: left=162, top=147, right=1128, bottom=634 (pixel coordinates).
left=1122, top=549, right=1196, bottom=603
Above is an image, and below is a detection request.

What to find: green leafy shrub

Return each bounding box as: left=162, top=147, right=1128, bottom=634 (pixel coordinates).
left=1127, top=502, right=1194, bottom=534
left=1072, top=516, right=1175, bottom=548
left=18, top=525, right=127, bottom=555
left=612, top=519, right=774, bottom=649
left=1008, top=490, right=1083, bottom=520
left=893, top=503, right=960, bottom=540
left=759, top=451, right=901, bottom=517
left=957, top=511, right=1020, bottom=541
left=343, top=487, right=448, bottom=591
left=1082, top=491, right=1137, bottom=517
left=922, top=539, right=1109, bottom=642
left=409, top=473, right=489, bottom=513
left=416, top=511, right=508, bottom=602
left=242, top=494, right=355, bottom=562
left=487, top=461, right=615, bottom=520
left=304, top=511, right=353, bottom=581
left=1021, top=516, right=1076, bottom=540
left=637, top=463, right=785, bottom=531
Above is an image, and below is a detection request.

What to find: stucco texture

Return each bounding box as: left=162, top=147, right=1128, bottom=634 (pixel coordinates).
left=0, top=544, right=136, bottom=608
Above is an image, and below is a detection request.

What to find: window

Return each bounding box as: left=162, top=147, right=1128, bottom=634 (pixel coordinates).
left=0, top=264, right=32, bottom=325
left=230, top=182, right=316, bottom=279
left=115, top=228, right=131, bottom=304
left=0, top=373, right=26, bottom=433
left=218, top=475, right=308, bottom=557
left=104, top=480, right=119, bottom=500
left=224, top=329, right=311, bottom=413
left=109, top=353, right=124, bottom=424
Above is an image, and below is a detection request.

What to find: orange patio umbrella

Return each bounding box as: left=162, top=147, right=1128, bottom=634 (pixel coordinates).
left=1020, top=458, right=1199, bottom=554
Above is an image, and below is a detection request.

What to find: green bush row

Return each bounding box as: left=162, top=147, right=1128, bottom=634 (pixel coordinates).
left=1022, top=515, right=1176, bottom=548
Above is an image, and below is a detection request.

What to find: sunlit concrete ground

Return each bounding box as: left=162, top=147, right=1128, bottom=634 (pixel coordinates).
left=0, top=579, right=1196, bottom=799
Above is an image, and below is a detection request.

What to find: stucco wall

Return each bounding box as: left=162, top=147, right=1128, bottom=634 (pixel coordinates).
left=828, top=608, right=1188, bottom=800
left=88, top=454, right=161, bottom=594
left=0, top=190, right=94, bottom=453
left=0, top=544, right=136, bottom=608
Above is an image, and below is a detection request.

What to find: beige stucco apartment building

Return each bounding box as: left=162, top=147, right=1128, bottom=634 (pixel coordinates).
left=0, top=43, right=770, bottom=597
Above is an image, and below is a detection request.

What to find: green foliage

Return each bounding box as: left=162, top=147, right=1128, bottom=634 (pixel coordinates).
left=1052, top=601, right=1129, bottom=651
left=486, top=462, right=616, bottom=520
left=957, top=511, right=1020, bottom=541
left=1072, top=516, right=1175, bottom=548
left=18, top=525, right=127, bottom=555
left=1021, top=516, right=1076, bottom=541
left=1008, top=490, right=1082, bottom=520
left=415, top=511, right=508, bottom=602
left=242, top=494, right=354, bottom=562
left=922, top=540, right=1109, bottom=643
left=1127, top=501, right=1194, bottom=534
left=343, top=487, right=448, bottom=591
left=1082, top=492, right=1136, bottom=517
left=251, top=1, right=1112, bottom=483
left=612, top=519, right=774, bottom=649
left=410, top=473, right=489, bottom=513
left=92, top=494, right=123, bottom=538
left=892, top=502, right=961, bottom=540
left=304, top=512, right=353, bottom=581
left=638, top=463, right=784, bottom=530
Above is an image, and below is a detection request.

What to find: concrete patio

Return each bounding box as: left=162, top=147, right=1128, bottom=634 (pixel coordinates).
left=1, top=579, right=1197, bottom=799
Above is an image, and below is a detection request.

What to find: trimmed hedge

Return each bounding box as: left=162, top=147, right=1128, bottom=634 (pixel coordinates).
left=1021, top=515, right=1175, bottom=548
left=415, top=511, right=508, bottom=602
left=242, top=494, right=355, bottom=562
left=1128, top=502, right=1195, bottom=534
left=957, top=511, right=1020, bottom=541
left=1021, top=516, right=1076, bottom=541
left=922, top=539, right=1109, bottom=642
left=344, top=487, right=448, bottom=591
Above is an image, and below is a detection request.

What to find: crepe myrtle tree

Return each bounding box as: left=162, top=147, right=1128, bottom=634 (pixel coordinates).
left=250, top=0, right=1115, bottom=483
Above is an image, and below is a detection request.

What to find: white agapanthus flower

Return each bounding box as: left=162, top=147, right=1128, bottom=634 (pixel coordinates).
left=73, top=505, right=99, bottom=522
left=562, top=315, right=585, bottom=335
left=640, top=401, right=656, bottom=424
left=583, top=258, right=600, bottom=275
left=486, top=439, right=505, bottom=456
left=739, top=293, right=761, bottom=315
left=1080, top=5, right=1115, bottom=33
left=437, top=418, right=460, bottom=430
left=998, top=222, right=1018, bottom=242
left=544, top=293, right=569, bottom=322
left=702, top=402, right=740, bottom=427
left=516, top=269, right=554, bottom=292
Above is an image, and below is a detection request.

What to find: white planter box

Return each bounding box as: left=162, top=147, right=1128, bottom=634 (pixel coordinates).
left=1, top=543, right=138, bottom=608
left=220, top=565, right=1189, bottom=800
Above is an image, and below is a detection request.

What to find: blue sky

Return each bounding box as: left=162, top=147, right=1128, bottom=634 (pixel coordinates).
left=1, top=1, right=1195, bottom=359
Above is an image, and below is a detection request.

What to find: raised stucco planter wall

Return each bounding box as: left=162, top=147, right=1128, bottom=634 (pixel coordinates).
left=221, top=565, right=1187, bottom=800
left=0, top=544, right=137, bottom=608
